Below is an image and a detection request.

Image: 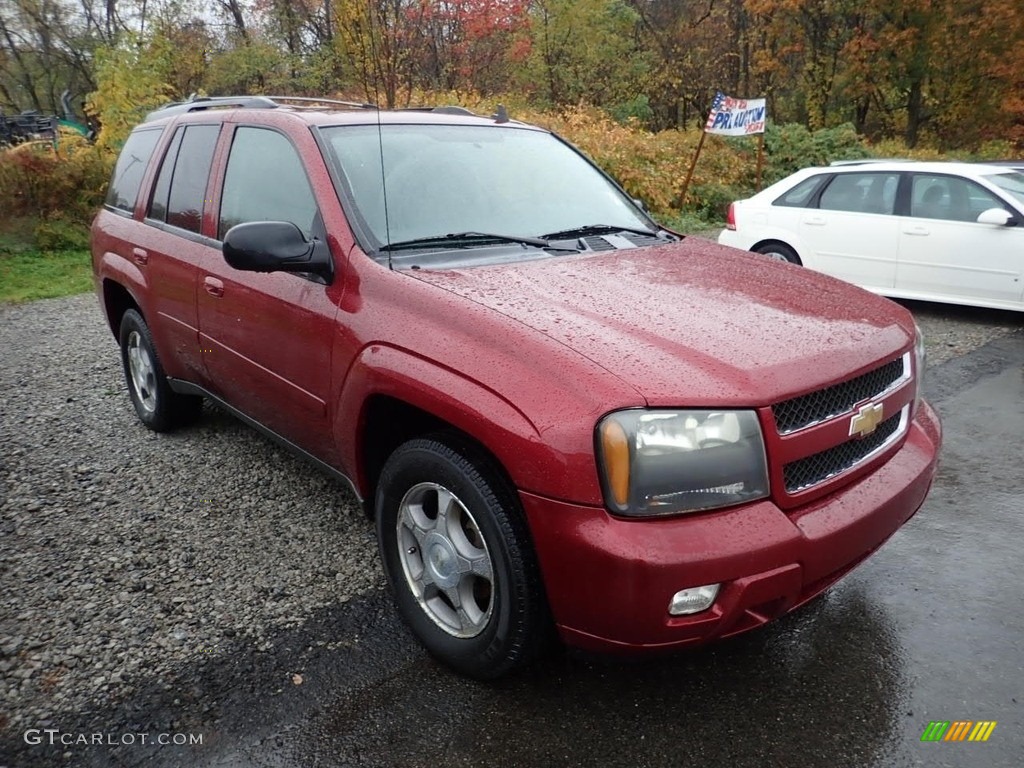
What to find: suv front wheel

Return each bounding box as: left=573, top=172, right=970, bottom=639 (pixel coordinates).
left=119, top=309, right=202, bottom=431
left=375, top=436, right=548, bottom=678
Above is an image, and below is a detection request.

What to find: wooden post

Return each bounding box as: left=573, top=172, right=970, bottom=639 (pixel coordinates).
left=680, top=129, right=707, bottom=208
left=755, top=132, right=765, bottom=191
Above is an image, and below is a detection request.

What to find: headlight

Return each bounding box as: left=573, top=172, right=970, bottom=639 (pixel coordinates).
left=596, top=409, right=769, bottom=516
left=913, top=321, right=926, bottom=415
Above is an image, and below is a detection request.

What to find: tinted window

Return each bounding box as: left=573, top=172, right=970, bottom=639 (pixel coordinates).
left=165, top=125, right=219, bottom=232
left=106, top=129, right=162, bottom=212
left=219, top=128, right=317, bottom=239
left=910, top=174, right=1007, bottom=222
left=819, top=172, right=898, bottom=214
left=148, top=129, right=183, bottom=223
left=773, top=176, right=823, bottom=208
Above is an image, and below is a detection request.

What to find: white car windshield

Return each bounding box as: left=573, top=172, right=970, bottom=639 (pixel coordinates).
left=986, top=171, right=1024, bottom=207
left=320, top=123, right=651, bottom=256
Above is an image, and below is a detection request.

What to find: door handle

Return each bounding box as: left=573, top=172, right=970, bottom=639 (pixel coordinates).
left=203, top=276, right=224, bottom=298
left=903, top=226, right=930, bottom=236
left=804, top=216, right=826, bottom=226
left=132, top=247, right=149, bottom=265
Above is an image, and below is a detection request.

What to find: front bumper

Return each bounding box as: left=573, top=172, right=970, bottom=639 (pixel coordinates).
left=521, top=400, right=941, bottom=652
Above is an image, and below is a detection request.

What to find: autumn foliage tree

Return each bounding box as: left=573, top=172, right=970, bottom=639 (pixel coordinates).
left=86, top=32, right=174, bottom=149
left=1, top=0, right=1021, bottom=152
left=417, top=0, right=531, bottom=94
left=745, top=0, right=1023, bottom=148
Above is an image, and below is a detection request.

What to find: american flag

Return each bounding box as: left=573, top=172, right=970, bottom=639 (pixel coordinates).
left=704, top=91, right=726, bottom=132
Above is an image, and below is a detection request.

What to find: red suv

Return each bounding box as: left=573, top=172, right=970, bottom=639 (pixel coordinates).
left=92, top=96, right=941, bottom=678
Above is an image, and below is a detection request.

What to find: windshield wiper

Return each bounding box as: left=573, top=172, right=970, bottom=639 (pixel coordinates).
left=380, top=231, right=552, bottom=252
left=541, top=224, right=661, bottom=240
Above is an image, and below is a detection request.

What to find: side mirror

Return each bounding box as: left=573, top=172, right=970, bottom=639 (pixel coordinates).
left=632, top=197, right=648, bottom=213
left=976, top=208, right=1014, bottom=226
left=223, top=221, right=333, bottom=279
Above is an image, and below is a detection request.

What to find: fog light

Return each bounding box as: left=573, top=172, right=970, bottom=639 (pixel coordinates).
left=668, top=584, right=720, bottom=616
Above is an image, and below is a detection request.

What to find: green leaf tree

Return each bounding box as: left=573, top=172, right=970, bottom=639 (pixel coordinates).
left=525, top=0, right=649, bottom=110
left=87, top=32, right=174, bottom=149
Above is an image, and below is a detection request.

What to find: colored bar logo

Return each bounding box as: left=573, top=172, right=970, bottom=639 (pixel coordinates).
left=921, top=721, right=997, bottom=742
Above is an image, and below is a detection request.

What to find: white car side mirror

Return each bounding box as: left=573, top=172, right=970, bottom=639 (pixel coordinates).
left=976, top=207, right=1014, bottom=226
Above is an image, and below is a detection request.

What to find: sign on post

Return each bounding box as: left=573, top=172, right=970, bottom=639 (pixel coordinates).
left=704, top=92, right=767, bottom=136
left=682, top=91, right=769, bottom=205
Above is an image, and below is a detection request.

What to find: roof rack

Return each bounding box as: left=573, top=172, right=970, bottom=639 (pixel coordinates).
left=395, top=104, right=515, bottom=123
left=143, top=94, right=378, bottom=123
left=828, top=158, right=914, bottom=166
left=429, top=106, right=476, bottom=116
left=263, top=95, right=377, bottom=110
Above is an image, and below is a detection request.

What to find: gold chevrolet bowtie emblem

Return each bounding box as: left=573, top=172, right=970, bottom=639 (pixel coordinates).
left=849, top=402, right=884, bottom=438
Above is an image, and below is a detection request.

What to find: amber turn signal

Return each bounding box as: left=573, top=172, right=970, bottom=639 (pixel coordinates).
left=600, top=419, right=631, bottom=509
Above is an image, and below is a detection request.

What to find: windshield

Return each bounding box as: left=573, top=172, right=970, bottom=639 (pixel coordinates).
left=986, top=171, right=1024, bottom=207
left=320, top=124, right=651, bottom=255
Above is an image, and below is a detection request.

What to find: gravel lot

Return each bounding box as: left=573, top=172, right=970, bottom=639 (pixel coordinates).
left=1, top=294, right=379, bottom=756
left=900, top=299, right=1022, bottom=366
left=1, top=289, right=1021, bottom=762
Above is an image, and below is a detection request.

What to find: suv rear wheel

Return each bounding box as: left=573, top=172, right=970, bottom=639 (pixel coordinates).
left=119, top=309, right=202, bottom=431
left=375, top=436, right=548, bottom=679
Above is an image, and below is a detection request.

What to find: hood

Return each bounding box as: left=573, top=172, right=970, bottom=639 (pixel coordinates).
left=408, top=239, right=914, bottom=406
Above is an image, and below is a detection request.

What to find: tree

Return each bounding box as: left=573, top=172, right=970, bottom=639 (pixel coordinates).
left=1, top=0, right=1021, bottom=152
left=416, top=0, right=530, bottom=95
left=526, top=0, right=648, bottom=110
left=0, top=0, right=107, bottom=114
left=983, top=0, right=1024, bottom=145
left=330, top=0, right=426, bottom=107
left=87, top=32, right=173, bottom=148
left=743, top=0, right=865, bottom=131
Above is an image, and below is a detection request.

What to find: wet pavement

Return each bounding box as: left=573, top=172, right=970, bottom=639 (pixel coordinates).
left=14, top=329, right=1024, bottom=768
left=213, top=330, right=1024, bottom=768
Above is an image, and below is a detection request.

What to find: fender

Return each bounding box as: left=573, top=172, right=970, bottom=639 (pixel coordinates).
left=93, top=207, right=151, bottom=336
left=97, top=249, right=194, bottom=383
left=96, top=253, right=148, bottom=334
left=95, top=230, right=190, bottom=382
left=335, top=343, right=556, bottom=500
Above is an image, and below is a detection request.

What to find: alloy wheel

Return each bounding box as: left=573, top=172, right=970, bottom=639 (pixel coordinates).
left=395, top=482, right=494, bottom=638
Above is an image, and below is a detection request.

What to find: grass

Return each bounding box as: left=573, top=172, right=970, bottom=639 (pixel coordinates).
left=0, top=247, right=93, bottom=303
left=0, top=218, right=92, bottom=303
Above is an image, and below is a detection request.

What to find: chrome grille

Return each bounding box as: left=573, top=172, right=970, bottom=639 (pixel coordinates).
left=773, top=357, right=906, bottom=434
left=783, top=412, right=902, bottom=493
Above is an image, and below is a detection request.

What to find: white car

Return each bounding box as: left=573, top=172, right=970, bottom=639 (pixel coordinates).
left=718, top=161, right=1024, bottom=312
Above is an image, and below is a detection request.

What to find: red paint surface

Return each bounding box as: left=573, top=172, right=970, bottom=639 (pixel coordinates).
left=93, top=106, right=941, bottom=651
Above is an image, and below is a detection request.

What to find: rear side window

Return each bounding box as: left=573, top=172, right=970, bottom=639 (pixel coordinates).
left=219, top=127, right=318, bottom=239
left=819, top=172, right=898, bottom=214
left=773, top=176, right=823, bottom=208
left=148, top=130, right=183, bottom=223
left=105, top=129, right=162, bottom=213
left=148, top=125, right=220, bottom=233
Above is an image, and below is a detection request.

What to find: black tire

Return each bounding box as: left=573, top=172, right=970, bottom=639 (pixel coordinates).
left=375, top=436, right=548, bottom=679
left=118, top=309, right=202, bottom=432
left=754, top=242, right=802, bottom=265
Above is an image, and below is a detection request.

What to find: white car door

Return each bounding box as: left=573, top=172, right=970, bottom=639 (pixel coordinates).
left=797, top=171, right=900, bottom=290
left=896, top=174, right=1024, bottom=309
